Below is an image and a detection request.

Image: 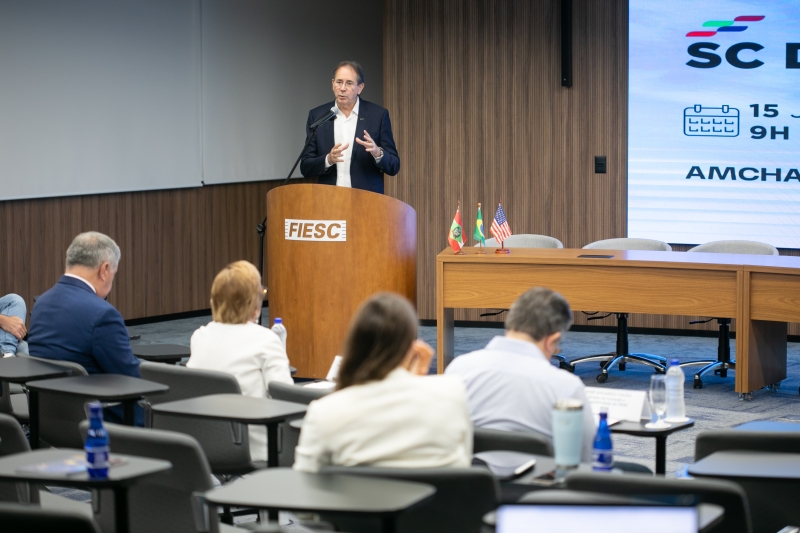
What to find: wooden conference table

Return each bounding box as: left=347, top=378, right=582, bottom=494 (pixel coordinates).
left=436, top=247, right=800, bottom=396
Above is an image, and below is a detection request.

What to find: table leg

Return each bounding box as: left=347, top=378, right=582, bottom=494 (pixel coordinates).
left=114, top=487, right=130, bottom=533
left=436, top=307, right=454, bottom=374
left=29, top=390, right=39, bottom=449
left=267, top=423, right=279, bottom=467
left=123, top=400, right=135, bottom=426
left=655, top=436, right=667, bottom=475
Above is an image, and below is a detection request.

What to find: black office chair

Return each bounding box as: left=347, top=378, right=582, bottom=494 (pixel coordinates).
left=695, top=428, right=800, bottom=462
left=0, top=501, right=102, bottom=533
left=565, top=471, right=752, bottom=533
left=322, top=466, right=500, bottom=533
left=565, top=238, right=671, bottom=382
left=679, top=240, right=779, bottom=391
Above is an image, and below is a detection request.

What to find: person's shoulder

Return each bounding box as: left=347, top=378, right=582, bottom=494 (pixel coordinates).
left=310, top=101, right=335, bottom=116
left=416, top=374, right=467, bottom=400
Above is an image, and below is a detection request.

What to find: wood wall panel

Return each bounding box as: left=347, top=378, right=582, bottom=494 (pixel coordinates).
left=383, top=0, right=800, bottom=336
left=0, top=178, right=312, bottom=321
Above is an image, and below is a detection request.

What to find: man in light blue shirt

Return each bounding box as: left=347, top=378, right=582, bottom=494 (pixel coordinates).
left=445, top=287, right=596, bottom=462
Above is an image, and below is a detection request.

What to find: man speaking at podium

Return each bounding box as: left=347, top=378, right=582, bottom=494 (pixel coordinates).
left=300, top=61, right=400, bottom=194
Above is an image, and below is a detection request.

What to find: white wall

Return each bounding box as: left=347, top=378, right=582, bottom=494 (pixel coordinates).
left=0, top=0, right=383, bottom=200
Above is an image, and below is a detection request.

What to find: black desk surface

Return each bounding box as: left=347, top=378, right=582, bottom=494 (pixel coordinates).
left=735, top=420, right=800, bottom=432
left=131, top=344, right=190, bottom=360
left=0, top=357, right=73, bottom=383
left=204, top=468, right=435, bottom=515
left=611, top=419, right=694, bottom=436
left=151, top=394, right=306, bottom=424
left=26, top=374, right=169, bottom=401
left=0, top=448, right=171, bottom=488
left=688, top=450, right=800, bottom=480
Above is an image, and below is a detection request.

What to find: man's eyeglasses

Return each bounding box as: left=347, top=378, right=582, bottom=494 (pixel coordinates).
left=333, top=79, right=357, bottom=89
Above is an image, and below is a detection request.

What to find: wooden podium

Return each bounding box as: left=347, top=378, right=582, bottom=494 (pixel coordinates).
left=266, top=184, right=416, bottom=378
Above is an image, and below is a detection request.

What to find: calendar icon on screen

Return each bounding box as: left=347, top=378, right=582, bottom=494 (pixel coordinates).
left=684, top=105, right=739, bottom=137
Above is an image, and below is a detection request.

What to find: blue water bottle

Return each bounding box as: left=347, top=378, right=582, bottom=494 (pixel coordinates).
left=592, top=411, right=613, bottom=472
left=85, top=402, right=110, bottom=479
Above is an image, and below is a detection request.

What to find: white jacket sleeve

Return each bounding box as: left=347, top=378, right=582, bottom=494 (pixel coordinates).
left=260, top=330, right=294, bottom=393
left=293, top=402, right=331, bottom=473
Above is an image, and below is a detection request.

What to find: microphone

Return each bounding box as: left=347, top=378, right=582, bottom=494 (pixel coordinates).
left=308, top=106, right=338, bottom=131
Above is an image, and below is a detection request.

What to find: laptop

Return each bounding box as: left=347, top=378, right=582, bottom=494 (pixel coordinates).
left=496, top=504, right=698, bottom=533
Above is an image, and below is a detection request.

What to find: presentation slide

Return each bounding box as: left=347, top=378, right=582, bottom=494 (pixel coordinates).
left=628, top=0, right=800, bottom=248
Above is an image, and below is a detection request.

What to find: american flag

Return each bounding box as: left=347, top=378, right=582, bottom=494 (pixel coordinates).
left=490, top=203, right=512, bottom=242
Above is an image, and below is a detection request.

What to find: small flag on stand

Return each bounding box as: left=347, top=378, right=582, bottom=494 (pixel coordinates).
left=474, top=203, right=486, bottom=254
left=448, top=202, right=466, bottom=254
left=491, top=202, right=512, bottom=254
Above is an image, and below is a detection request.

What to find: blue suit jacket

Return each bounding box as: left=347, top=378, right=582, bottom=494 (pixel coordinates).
left=299, top=99, right=400, bottom=194
left=29, top=276, right=140, bottom=377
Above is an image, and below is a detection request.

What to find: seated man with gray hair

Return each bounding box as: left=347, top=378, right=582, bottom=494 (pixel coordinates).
left=445, top=287, right=595, bottom=462
left=29, top=232, right=141, bottom=422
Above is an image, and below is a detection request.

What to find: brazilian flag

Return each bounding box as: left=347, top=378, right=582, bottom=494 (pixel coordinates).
left=474, top=204, right=485, bottom=245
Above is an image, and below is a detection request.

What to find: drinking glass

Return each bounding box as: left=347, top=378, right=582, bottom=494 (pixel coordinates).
left=646, top=374, right=670, bottom=428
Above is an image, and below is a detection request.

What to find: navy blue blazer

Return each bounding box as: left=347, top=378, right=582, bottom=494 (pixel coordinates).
left=299, top=99, right=400, bottom=194
left=29, top=276, right=140, bottom=377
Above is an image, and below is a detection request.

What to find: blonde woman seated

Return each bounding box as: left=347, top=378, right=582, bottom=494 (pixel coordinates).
left=187, top=260, right=293, bottom=462
left=293, top=293, right=472, bottom=472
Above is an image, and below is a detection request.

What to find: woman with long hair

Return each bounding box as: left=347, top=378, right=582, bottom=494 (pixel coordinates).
left=294, top=292, right=472, bottom=472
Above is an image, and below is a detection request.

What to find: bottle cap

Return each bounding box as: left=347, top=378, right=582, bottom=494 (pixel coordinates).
left=670, top=359, right=680, bottom=366
left=599, top=411, right=608, bottom=419
left=87, top=401, right=103, bottom=418
left=274, top=318, right=282, bottom=324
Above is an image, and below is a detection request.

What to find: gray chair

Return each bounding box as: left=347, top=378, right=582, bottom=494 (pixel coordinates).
left=695, top=429, right=800, bottom=462
left=472, top=427, right=553, bottom=457
left=17, top=354, right=87, bottom=448
left=322, top=465, right=499, bottom=533
left=79, top=421, right=235, bottom=533
left=0, top=501, right=101, bottom=533
left=0, top=413, right=37, bottom=503
left=695, top=429, right=800, bottom=533
left=268, top=382, right=330, bottom=467
left=479, top=234, right=564, bottom=248
left=681, top=240, right=780, bottom=389
left=139, top=362, right=262, bottom=477
left=0, top=381, right=29, bottom=423
left=565, top=238, right=671, bottom=382
left=565, top=471, right=752, bottom=533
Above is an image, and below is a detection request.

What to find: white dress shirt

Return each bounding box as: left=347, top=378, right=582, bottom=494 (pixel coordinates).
left=64, top=273, right=96, bottom=293
left=293, top=367, right=473, bottom=472
left=187, top=321, right=294, bottom=462
left=332, top=98, right=359, bottom=188
left=445, top=336, right=596, bottom=462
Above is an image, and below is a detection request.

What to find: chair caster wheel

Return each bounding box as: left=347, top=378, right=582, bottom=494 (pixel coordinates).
left=596, top=373, right=608, bottom=383
left=619, top=363, right=627, bottom=371
left=564, top=364, right=575, bottom=374
left=693, top=377, right=703, bottom=389
left=600, top=362, right=606, bottom=369
left=738, top=392, right=753, bottom=401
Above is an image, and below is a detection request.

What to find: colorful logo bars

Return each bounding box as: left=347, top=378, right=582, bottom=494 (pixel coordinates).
left=687, top=16, right=764, bottom=37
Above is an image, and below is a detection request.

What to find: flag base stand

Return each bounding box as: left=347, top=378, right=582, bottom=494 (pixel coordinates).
left=495, top=247, right=511, bottom=254
left=476, top=250, right=487, bottom=255
left=455, top=250, right=466, bottom=255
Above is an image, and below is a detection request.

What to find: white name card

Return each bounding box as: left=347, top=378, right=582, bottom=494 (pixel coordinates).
left=284, top=219, right=347, bottom=241
left=585, top=387, right=651, bottom=423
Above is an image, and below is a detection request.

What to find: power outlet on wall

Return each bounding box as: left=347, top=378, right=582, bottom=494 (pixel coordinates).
left=594, top=156, right=607, bottom=174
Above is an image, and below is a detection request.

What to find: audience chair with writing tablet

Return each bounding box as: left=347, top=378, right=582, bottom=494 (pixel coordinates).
left=321, top=466, right=499, bottom=533
left=78, top=422, right=240, bottom=533
left=18, top=354, right=89, bottom=448
left=565, top=238, right=672, bottom=382
left=139, top=362, right=262, bottom=477
left=565, top=471, right=752, bottom=533
left=268, top=381, right=331, bottom=466
left=681, top=240, right=779, bottom=391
